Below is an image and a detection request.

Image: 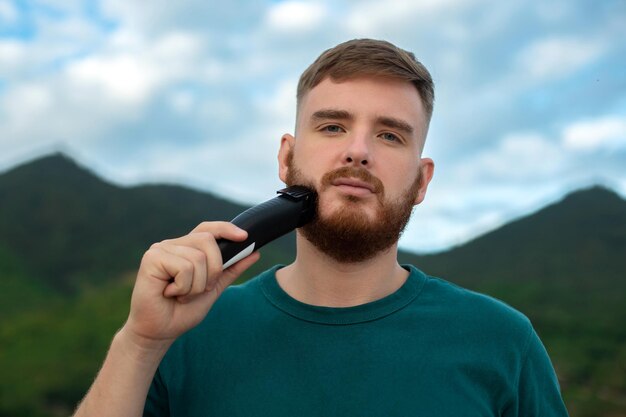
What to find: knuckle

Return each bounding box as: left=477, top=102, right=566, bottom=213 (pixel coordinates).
left=193, top=221, right=232, bottom=233
left=192, top=221, right=214, bottom=232
left=149, top=239, right=173, bottom=251
left=207, top=259, right=222, bottom=278
left=141, top=247, right=158, bottom=263
left=193, top=231, right=214, bottom=241
left=191, top=281, right=205, bottom=294
left=181, top=258, right=195, bottom=275
left=190, top=249, right=206, bottom=265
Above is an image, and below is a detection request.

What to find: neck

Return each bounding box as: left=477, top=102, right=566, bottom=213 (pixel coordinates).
left=275, top=233, right=409, bottom=307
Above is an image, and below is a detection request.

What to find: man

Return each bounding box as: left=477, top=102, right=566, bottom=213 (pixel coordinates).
left=74, top=39, right=568, bottom=416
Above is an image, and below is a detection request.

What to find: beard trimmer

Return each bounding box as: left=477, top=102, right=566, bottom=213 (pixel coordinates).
left=218, top=185, right=317, bottom=269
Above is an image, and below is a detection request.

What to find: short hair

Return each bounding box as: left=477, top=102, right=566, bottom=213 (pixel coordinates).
left=297, top=38, right=435, bottom=123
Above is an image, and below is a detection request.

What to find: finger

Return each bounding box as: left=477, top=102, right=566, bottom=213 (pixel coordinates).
left=177, top=251, right=260, bottom=305
left=157, top=253, right=195, bottom=298
left=159, top=244, right=208, bottom=297
left=156, top=233, right=224, bottom=292
left=202, top=232, right=226, bottom=292
left=190, top=221, right=248, bottom=241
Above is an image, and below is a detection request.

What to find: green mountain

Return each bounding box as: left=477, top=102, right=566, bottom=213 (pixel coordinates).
left=401, top=185, right=626, bottom=286
left=0, top=153, right=624, bottom=417
left=0, top=153, right=295, bottom=297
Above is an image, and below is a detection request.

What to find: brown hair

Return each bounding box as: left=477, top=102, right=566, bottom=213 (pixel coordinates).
left=297, top=38, right=435, bottom=122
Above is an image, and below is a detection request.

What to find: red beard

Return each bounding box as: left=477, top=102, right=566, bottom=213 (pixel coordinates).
left=285, top=150, right=422, bottom=263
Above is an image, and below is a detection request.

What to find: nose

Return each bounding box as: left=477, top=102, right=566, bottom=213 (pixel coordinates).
left=342, top=133, right=370, bottom=166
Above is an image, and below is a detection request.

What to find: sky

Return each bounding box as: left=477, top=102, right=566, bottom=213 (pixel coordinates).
left=1, top=0, right=625, bottom=254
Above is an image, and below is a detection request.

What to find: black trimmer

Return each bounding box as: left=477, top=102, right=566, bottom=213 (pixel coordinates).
left=218, top=185, right=317, bottom=269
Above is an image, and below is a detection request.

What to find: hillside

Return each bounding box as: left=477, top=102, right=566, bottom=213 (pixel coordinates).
left=0, top=153, right=624, bottom=417
left=401, top=185, right=626, bottom=286
left=0, top=153, right=295, bottom=295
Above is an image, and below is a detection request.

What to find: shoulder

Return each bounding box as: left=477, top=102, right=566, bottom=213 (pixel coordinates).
left=407, top=265, right=533, bottom=344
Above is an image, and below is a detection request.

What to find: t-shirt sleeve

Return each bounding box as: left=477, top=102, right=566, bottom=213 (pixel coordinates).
left=512, top=328, right=569, bottom=417
left=143, top=367, right=170, bottom=417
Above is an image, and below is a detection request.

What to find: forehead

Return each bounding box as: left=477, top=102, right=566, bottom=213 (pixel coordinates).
left=297, top=76, right=427, bottom=137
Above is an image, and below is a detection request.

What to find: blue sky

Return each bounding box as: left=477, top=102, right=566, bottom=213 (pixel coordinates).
left=1, top=0, right=625, bottom=253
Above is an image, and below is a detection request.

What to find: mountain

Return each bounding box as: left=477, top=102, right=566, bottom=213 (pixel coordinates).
left=2, top=152, right=625, bottom=295
left=400, top=185, right=626, bottom=287
left=0, top=153, right=295, bottom=294
left=0, top=152, right=625, bottom=417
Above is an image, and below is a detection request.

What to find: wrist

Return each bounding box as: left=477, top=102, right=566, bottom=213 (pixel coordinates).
left=115, top=325, right=173, bottom=367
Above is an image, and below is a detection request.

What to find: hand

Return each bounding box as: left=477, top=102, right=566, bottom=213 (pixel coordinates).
left=123, top=221, right=260, bottom=350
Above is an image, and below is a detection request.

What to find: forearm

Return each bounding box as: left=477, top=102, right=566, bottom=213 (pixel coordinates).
left=73, top=326, right=172, bottom=417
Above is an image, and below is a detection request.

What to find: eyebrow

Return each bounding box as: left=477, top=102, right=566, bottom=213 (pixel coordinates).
left=310, top=109, right=354, bottom=123
left=376, top=116, right=415, bottom=136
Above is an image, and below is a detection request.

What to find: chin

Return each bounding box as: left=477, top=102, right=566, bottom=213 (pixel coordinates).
left=322, top=198, right=378, bottom=222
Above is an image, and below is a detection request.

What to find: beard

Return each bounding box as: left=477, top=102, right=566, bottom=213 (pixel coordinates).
left=285, top=150, right=422, bottom=263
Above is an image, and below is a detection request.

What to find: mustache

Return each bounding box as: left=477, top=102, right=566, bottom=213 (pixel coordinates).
left=320, top=166, right=384, bottom=195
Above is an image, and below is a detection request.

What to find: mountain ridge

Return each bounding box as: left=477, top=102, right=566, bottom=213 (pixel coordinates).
left=3, top=152, right=624, bottom=293
left=5, top=152, right=624, bottom=260
left=399, top=182, right=626, bottom=288
left=1, top=152, right=624, bottom=416
left=0, top=152, right=294, bottom=292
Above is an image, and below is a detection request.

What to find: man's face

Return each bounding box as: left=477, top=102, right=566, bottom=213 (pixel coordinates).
left=278, top=76, right=434, bottom=262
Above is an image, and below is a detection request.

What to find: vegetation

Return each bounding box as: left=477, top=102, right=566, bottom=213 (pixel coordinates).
left=1, top=154, right=624, bottom=416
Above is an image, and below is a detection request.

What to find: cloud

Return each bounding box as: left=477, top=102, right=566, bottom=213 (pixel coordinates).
left=562, top=116, right=626, bottom=152
left=0, top=76, right=139, bottom=156
left=399, top=161, right=578, bottom=253
left=516, top=36, right=608, bottom=82
left=66, top=30, right=205, bottom=106
left=65, top=30, right=205, bottom=103
left=0, top=40, right=25, bottom=75
left=68, top=54, right=159, bottom=104
left=0, top=82, right=53, bottom=136
left=402, top=118, right=625, bottom=252
left=100, top=0, right=267, bottom=35
left=346, top=0, right=483, bottom=35
left=0, top=0, right=17, bottom=24
left=454, top=132, right=566, bottom=183
left=265, top=1, right=328, bottom=32
left=0, top=10, right=107, bottom=84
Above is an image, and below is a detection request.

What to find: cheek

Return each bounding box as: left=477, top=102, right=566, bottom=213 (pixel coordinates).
left=296, top=141, right=335, bottom=169
left=286, top=152, right=322, bottom=189
left=292, top=153, right=327, bottom=184
left=384, top=164, right=420, bottom=196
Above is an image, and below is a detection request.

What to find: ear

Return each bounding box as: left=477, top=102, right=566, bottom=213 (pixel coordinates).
left=278, top=134, right=295, bottom=183
left=414, top=157, right=435, bottom=205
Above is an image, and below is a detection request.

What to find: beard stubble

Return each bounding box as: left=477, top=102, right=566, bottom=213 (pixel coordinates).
left=285, top=150, right=422, bottom=263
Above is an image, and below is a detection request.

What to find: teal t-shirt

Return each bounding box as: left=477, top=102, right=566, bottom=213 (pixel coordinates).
left=144, top=265, right=568, bottom=416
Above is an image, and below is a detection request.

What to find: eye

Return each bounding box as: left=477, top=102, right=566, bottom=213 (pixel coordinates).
left=321, top=124, right=344, bottom=134
left=380, top=132, right=401, bottom=143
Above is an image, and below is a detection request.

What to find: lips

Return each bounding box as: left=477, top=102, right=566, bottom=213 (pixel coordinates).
left=321, top=166, right=384, bottom=196
left=331, top=177, right=376, bottom=193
